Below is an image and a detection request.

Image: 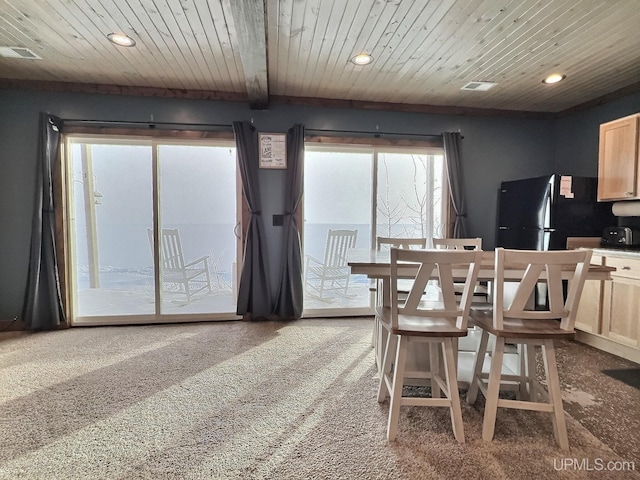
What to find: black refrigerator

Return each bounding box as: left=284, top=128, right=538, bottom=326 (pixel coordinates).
left=496, top=174, right=615, bottom=250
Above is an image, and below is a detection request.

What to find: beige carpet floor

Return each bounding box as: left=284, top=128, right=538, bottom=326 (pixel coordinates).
left=0, top=318, right=638, bottom=479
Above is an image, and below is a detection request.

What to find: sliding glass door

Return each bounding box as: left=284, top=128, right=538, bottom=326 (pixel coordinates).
left=66, top=135, right=240, bottom=325
left=303, top=147, right=373, bottom=315
left=302, top=144, right=445, bottom=316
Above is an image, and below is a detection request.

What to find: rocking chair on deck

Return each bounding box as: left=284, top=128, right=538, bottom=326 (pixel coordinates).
left=304, top=229, right=358, bottom=299
left=148, top=228, right=212, bottom=303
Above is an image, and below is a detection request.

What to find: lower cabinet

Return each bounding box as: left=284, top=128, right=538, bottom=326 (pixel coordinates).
left=574, top=253, right=604, bottom=334
left=601, top=255, right=640, bottom=348
left=575, top=251, right=640, bottom=363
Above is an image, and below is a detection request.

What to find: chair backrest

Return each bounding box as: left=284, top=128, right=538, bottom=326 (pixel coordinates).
left=376, top=236, right=427, bottom=251
left=148, top=228, right=186, bottom=270
left=323, top=229, right=358, bottom=267
left=493, top=247, right=592, bottom=331
left=432, top=237, right=482, bottom=250
left=390, top=248, right=482, bottom=330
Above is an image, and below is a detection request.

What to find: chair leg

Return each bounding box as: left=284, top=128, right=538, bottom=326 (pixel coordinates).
left=303, top=263, right=311, bottom=294
left=371, top=316, right=377, bottom=348
left=525, top=343, right=538, bottom=401
left=466, top=329, right=489, bottom=404
left=452, top=337, right=459, bottom=374
left=343, top=274, right=351, bottom=296
left=318, top=276, right=325, bottom=298
left=379, top=323, right=388, bottom=373
left=542, top=339, right=569, bottom=450
left=482, top=336, right=505, bottom=442
left=371, top=316, right=378, bottom=370
left=442, top=339, right=465, bottom=443
left=377, top=331, right=396, bottom=402
left=516, top=343, right=529, bottom=401
left=387, top=335, right=408, bottom=442
left=204, top=262, right=212, bottom=293
left=182, top=275, right=192, bottom=303
left=429, top=342, right=441, bottom=398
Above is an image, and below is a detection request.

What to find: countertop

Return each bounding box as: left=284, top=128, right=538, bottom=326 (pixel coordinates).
left=592, top=247, right=640, bottom=258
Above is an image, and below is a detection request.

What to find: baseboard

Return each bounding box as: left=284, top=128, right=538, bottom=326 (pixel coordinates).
left=0, top=318, right=26, bottom=332
left=575, top=331, right=640, bottom=364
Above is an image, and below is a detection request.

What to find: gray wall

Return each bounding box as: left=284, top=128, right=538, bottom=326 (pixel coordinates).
left=1, top=87, right=636, bottom=321
left=553, top=92, right=640, bottom=176
left=553, top=92, right=640, bottom=230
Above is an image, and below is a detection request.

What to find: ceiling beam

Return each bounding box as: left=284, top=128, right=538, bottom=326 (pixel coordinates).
left=227, top=0, right=269, bottom=110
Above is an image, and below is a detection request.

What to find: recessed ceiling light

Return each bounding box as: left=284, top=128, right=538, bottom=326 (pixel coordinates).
left=107, top=33, right=136, bottom=47
left=542, top=73, right=566, bottom=84
left=351, top=53, right=373, bottom=66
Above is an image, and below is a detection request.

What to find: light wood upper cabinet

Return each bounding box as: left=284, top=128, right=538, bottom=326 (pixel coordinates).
left=597, top=113, right=640, bottom=201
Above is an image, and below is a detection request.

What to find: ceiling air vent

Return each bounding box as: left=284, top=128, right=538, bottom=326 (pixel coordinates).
left=461, top=81, right=497, bottom=91
left=0, top=47, right=41, bottom=59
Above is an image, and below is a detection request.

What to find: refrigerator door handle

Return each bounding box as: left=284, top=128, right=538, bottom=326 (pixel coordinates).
left=542, top=182, right=553, bottom=229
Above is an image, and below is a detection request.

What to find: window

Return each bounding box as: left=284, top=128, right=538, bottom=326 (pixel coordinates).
left=376, top=151, right=445, bottom=240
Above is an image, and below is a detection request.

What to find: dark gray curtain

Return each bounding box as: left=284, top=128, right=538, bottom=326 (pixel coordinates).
left=442, top=131, right=468, bottom=238
left=273, top=124, right=304, bottom=319
left=233, top=121, right=273, bottom=318
left=22, top=113, right=65, bottom=330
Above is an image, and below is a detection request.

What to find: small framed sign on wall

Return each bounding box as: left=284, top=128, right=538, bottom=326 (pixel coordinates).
left=259, top=132, right=287, bottom=169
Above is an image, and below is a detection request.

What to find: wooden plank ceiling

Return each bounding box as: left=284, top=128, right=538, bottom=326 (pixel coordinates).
left=0, top=0, right=639, bottom=113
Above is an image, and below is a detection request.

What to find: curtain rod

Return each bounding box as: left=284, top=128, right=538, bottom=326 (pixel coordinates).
left=61, top=119, right=233, bottom=130
left=59, top=120, right=460, bottom=138
left=305, top=128, right=456, bottom=139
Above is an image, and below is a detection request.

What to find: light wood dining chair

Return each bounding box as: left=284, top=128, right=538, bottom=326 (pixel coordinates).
left=377, top=248, right=482, bottom=442
left=375, top=237, right=428, bottom=298
left=377, top=236, right=427, bottom=251
left=432, top=237, right=488, bottom=301
left=466, top=247, right=592, bottom=450
left=432, top=237, right=489, bottom=365
left=432, top=237, right=482, bottom=250
left=371, top=237, right=427, bottom=369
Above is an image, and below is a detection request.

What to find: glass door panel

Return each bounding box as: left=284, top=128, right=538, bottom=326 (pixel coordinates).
left=376, top=151, right=445, bottom=244
left=301, top=146, right=446, bottom=317
left=68, top=141, right=156, bottom=318
left=303, top=148, right=373, bottom=315
left=156, top=144, right=237, bottom=315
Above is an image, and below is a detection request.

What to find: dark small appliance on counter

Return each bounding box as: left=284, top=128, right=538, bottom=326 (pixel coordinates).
left=601, top=226, right=640, bottom=248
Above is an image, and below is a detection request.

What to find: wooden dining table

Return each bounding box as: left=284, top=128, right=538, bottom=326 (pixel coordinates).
left=348, top=246, right=614, bottom=319
left=347, top=247, right=615, bottom=386
left=348, top=247, right=614, bottom=284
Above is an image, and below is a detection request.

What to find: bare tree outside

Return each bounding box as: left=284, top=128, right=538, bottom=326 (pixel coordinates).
left=376, top=153, right=444, bottom=241
left=377, top=158, right=406, bottom=237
